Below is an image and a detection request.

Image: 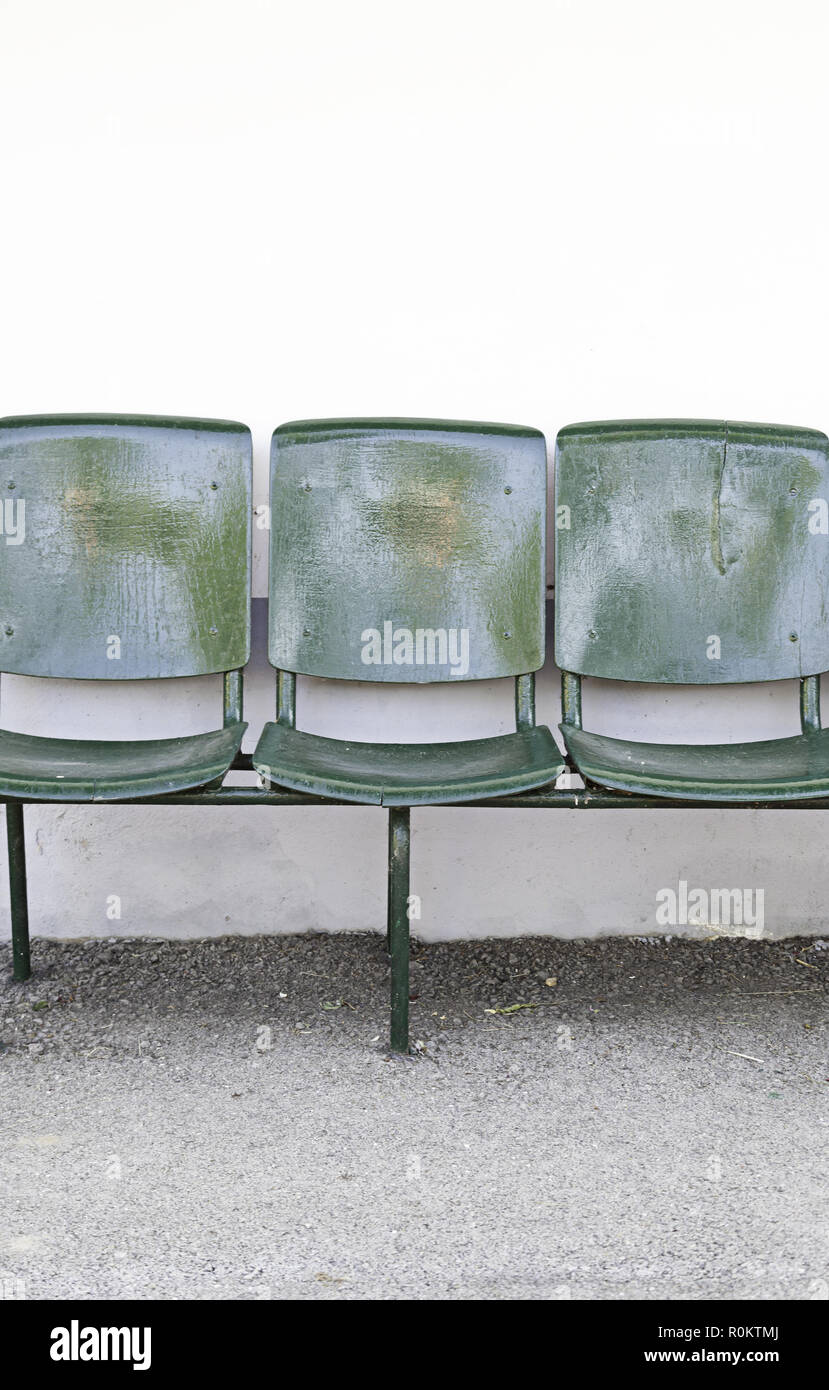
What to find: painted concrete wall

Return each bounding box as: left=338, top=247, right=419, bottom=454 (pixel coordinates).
left=1, top=0, right=828, bottom=942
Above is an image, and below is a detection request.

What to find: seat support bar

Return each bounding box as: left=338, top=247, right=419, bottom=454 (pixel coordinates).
left=6, top=787, right=829, bottom=808
left=800, top=676, right=822, bottom=734
left=223, top=669, right=244, bottom=727
left=6, top=801, right=30, bottom=982
left=387, top=805, right=411, bottom=1054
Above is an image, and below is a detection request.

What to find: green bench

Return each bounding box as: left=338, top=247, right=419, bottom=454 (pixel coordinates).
left=3, top=413, right=827, bottom=1054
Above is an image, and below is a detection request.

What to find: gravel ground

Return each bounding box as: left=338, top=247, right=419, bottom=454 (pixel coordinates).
left=0, top=932, right=827, bottom=1301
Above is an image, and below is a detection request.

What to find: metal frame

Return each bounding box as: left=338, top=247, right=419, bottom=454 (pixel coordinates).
left=6, top=667, right=828, bottom=1052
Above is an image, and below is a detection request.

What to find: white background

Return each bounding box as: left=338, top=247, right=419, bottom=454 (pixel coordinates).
left=1, top=0, right=828, bottom=941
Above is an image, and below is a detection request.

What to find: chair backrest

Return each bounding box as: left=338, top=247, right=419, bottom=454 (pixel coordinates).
left=555, top=419, right=829, bottom=685
left=0, top=414, right=251, bottom=680
left=268, top=418, right=547, bottom=683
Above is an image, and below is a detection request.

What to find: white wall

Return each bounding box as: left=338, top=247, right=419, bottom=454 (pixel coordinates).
left=1, top=0, right=828, bottom=942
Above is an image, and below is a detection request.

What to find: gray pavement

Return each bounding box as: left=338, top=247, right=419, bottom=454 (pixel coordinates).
left=0, top=932, right=827, bottom=1300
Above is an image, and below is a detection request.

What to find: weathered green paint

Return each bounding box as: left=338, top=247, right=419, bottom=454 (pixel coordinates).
left=555, top=418, right=829, bottom=802
left=387, top=805, right=411, bottom=1054
left=256, top=417, right=558, bottom=815
left=555, top=420, right=829, bottom=684
left=6, top=801, right=30, bottom=981
left=0, top=416, right=249, bottom=804
left=268, top=418, right=547, bottom=682
left=560, top=724, right=829, bottom=802
left=253, top=723, right=563, bottom=805
left=800, top=675, right=821, bottom=734
left=0, top=415, right=252, bottom=679
left=0, top=723, right=247, bottom=801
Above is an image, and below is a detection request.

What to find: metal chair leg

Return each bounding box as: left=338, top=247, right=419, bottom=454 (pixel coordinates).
left=385, top=814, right=393, bottom=953
left=387, top=805, right=411, bottom=1054
left=6, top=802, right=31, bottom=982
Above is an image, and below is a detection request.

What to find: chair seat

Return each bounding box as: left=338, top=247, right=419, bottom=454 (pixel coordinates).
left=561, top=724, right=829, bottom=801
left=253, top=723, right=564, bottom=805
left=0, top=723, right=246, bottom=801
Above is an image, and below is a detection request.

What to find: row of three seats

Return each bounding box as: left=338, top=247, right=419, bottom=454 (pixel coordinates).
left=3, top=412, right=829, bottom=1050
